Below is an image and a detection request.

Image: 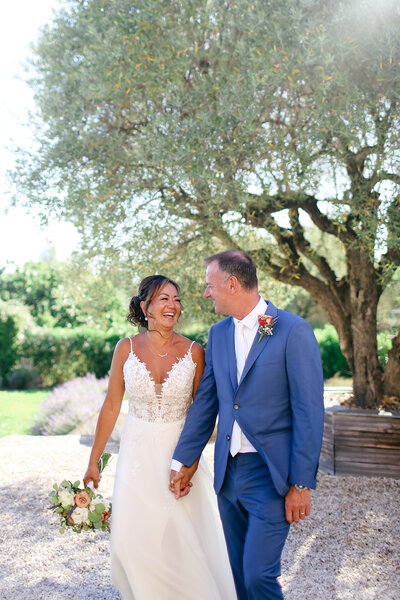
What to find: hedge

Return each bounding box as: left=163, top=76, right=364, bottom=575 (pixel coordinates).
left=22, top=326, right=126, bottom=386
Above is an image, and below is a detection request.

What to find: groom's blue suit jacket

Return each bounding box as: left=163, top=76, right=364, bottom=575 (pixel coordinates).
left=173, top=302, right=325, bottom=497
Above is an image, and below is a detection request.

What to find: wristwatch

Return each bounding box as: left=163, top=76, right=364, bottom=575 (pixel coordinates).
left=292, top=484, right=309, bottom=491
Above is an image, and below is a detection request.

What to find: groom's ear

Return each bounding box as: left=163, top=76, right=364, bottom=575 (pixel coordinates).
left=227, top=275, right=239, bottom=294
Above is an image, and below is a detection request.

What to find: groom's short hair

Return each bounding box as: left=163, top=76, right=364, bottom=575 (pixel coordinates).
left=205, top=250, right=258, bottom=290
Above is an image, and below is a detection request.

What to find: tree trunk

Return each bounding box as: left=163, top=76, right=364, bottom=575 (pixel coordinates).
left=383, top=330, right=400, bottom=400
left=348, top=251, right=384, bottom=408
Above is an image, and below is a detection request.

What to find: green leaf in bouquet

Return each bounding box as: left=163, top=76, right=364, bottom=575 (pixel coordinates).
left=59, top=527, right=65, bottom=534
left=61, top=480, right=69, bottom=487
left=88, top=511, right=101, bottom=523
left=94, top=503, right=105, bottom=514
left=98, top=452, right=112, bottom=474
left=73, top=481, right=81, bottom=488
left=53, top=483, right=59, bottom=491
left=56, top=507, right=63, bottom=514
left=83, top=524, right=89, bottom=531
left=49, top=491, right=56, bottom=498
left=94, top=520, right=102, bottom=529
left=51, top=496, right=59, bottom=505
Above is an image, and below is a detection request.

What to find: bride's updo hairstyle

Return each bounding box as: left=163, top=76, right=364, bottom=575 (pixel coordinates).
left=127, top=275, right=181, bottom=329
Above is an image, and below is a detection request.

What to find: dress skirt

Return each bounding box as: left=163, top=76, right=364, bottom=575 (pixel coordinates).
left=111, top=413, right=237, bottom=600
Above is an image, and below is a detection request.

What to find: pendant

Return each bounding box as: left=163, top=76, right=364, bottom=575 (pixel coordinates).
left=158, top=352, right=168, bottom=358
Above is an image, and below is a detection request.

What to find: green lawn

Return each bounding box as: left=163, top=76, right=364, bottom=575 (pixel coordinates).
left=0, top=390, right=48, bottom=437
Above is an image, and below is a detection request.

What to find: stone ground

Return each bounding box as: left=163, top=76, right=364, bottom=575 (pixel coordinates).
left=0, top=434, right=399, bottom=600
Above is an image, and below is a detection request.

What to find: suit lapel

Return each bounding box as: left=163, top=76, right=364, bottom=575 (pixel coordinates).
left=238, top=301, right=278, bottom=385
left=226, top=317, right=238, bottom=391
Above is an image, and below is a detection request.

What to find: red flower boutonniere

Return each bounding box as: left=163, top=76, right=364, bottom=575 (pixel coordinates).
left=258, top=314, right=278, bottom=342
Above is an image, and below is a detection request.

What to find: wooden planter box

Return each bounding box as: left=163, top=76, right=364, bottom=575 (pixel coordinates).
left=320, top=406, right=400, bottom=478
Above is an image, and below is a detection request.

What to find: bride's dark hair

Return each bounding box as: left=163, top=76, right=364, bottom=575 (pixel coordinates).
left=127, top=275, right=181, bottom=329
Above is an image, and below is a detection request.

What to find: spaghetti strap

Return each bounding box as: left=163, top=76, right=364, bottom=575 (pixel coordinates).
left=188, top=340, right=195, bottom=354
left=129, top=337, right=133, bottom=354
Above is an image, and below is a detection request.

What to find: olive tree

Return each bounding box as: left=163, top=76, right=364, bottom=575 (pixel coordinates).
left=12, top=0, right=400, bottom=407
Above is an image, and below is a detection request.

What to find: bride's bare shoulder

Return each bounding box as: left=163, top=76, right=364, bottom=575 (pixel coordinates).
left=114, top=333, right=143, bottom=357
left=177, top=334, right=205, bottom=359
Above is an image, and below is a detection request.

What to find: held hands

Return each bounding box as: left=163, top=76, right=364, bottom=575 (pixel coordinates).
left=83, top=463, right=102, bottom=489
left=285, top=486, right=311, bottom=524
left=169, top=459, right=200, bottom=499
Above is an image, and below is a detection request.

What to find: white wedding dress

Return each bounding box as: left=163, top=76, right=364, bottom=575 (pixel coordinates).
left=111, top=340, right=237, bottom=600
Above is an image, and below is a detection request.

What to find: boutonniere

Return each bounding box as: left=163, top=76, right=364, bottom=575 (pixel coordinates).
left=258, top=314, right=278, bottom=342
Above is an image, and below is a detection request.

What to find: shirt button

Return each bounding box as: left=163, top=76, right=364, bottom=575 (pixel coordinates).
left=233, top=404, right=239, bottom=410
left=226, top=435, right=231, bottom=441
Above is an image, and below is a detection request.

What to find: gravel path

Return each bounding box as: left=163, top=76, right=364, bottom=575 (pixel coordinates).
left=0, top=434, right=399, bottom=599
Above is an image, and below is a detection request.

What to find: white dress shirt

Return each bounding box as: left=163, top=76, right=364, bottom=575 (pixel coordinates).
left=171, top=296, right=268, bottom=471
left=230, top=295, right=267, bottom=455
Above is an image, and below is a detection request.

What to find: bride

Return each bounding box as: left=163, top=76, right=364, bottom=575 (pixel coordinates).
left=83, top=275, right=236, bottom=599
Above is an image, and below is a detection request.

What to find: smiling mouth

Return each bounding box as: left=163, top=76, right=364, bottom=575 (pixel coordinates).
left=163, top=313, right=175, bottom=318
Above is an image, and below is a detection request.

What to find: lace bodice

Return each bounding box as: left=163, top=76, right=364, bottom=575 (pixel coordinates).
left=123, top=341, right=196, bottom=423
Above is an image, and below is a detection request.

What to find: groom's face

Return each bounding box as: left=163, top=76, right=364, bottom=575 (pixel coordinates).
left=204, top=261, right=232, bottom=315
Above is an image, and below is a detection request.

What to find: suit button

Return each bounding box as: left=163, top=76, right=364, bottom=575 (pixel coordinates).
left=233, top=404, right=239, bottom=410
left=226, top=435, right=231, bottom=441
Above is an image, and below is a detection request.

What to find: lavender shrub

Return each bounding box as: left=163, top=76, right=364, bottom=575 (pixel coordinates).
left=31, top=374, right=108, bottom=435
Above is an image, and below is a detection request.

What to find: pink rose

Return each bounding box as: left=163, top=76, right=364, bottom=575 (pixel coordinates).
left=74, top=491, right=91, bottom=508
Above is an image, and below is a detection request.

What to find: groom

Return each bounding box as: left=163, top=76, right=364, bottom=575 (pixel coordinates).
left=171, top=250, right=324, bottom=600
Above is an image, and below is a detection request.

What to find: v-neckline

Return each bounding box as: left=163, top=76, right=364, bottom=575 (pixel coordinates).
left=126, top=348, right=193, bottom=391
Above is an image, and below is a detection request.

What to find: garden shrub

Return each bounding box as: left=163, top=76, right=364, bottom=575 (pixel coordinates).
left=7, top=365, right=40, bottom=390
left=22, top=326, right=124, bottom=386
left=0, top=299, right=35, bottom=387
left=314, top=324, right=351, bottom=379
left=30, top=373, right=108, bottom=435
left=0, top=316, right=19, bottom=383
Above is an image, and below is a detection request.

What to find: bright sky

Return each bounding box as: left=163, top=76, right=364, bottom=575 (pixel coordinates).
left=0, top=0, right=80, bottom=269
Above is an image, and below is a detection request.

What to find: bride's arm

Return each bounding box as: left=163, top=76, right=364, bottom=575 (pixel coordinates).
left=83, top=339, right=128, bottom=488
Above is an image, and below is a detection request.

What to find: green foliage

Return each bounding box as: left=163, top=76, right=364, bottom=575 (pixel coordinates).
left=0, top=315, right=19, bottom=382
left=377, top=332, right=392, bottom=366
left=315, top=324, right=351, bottom=380
left=7, top=366, right=40, bottom=390
left=0, top=261, right=129, bottom=330
left=23, top=326, right=129, bottom=386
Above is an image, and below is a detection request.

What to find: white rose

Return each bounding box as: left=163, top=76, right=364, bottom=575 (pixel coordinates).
left=58, top=489, right=75, bottom=508
left=72, top=507, right=90, bottom=525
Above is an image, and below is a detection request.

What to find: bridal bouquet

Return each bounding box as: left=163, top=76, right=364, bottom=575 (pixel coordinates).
left=49, top=453, right=113, bottom=534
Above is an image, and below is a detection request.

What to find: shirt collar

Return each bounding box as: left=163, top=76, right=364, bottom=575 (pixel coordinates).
left=234, top=296, right=268, bottom=330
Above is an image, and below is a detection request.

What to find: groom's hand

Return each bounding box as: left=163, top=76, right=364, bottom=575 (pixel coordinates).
left=169, top=467, right=193, bottom=499
left=169, top=458, right=200, bottom=499
left=285, top=486, right=311, bottom=524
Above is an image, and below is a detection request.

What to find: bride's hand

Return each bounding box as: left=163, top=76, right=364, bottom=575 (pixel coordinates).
left=169, top=468, right=192, bottom=499
left=83, top=464, right=101, bottom=489
left=169, top=458, right=200, bottom=499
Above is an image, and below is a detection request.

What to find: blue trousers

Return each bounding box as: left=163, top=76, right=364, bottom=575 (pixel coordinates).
left=217, top=453, right=290, bottom=600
